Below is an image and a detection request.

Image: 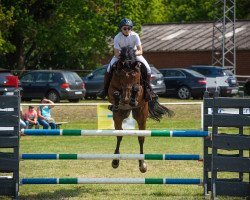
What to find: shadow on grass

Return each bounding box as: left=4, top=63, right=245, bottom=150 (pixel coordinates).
left=20, top=186, right=108, bottom=200
left=150, top=191, right=204, bottom=200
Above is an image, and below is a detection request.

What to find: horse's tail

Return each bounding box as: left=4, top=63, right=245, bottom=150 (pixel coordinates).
left=148, top=98, right=175, bottom=122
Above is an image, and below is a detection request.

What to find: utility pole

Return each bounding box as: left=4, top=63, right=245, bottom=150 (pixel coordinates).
left=212, top=0, right=236, bottom=74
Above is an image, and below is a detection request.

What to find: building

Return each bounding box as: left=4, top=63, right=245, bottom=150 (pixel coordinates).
left=141, top=21, right=250, bottom=76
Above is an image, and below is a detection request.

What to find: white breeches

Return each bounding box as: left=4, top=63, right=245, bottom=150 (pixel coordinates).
left=107, top=55, right=151, bottom=74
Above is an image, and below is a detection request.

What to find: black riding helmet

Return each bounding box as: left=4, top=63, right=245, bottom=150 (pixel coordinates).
left=119, top=18, right=133, bottom=28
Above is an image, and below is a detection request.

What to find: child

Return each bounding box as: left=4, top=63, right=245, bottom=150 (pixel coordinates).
left=25, top=105, right=39, bottom=129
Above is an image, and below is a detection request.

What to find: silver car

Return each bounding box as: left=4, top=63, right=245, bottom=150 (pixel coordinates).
left=149, top=65, right=166, bottom=95
left=188, top=65, right=239, bottom=96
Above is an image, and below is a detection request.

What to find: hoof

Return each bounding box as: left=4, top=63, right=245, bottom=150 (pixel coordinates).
left=108, top=105, right=113, bottom=111
left=112, top=159, right=120, bottom=168
left=139, top=161, right=147, bottom=173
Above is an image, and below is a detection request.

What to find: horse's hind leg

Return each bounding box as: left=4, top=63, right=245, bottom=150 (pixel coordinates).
left=138, top=136, right=147, bottom=173
left=133, top=107, right=148, bottom=173
left=112, top=112, right=123, bottom=169
left=112, top=136, right=122, bottom=168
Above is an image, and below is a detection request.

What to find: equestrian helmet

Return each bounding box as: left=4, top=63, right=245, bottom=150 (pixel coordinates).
left=119, top=18, right=133, bottom=28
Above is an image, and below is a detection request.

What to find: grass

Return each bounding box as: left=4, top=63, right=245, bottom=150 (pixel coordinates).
left=2, top=97, right=248, bottom=199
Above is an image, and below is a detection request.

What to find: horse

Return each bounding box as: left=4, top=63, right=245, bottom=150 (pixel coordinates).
left=107, top=46, right=174, bottom=173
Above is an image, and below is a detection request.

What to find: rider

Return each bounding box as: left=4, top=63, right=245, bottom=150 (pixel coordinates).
left=97, top=18, right=153, bottom=100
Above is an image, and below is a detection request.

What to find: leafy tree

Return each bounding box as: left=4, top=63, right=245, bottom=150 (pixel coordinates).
left=163, top=0, right=214, bottom=22
left=0, top=0, right=117, bottom=72
left=141, top=0, right=166, bottom=24
left=0, top=4, right=15, bottom=55
left=163, top=0, right=250, bottom=23
left=32, top=0, right=116, bottom=70
left=0, top=0, right=250, bottom=72
left=236, top=0, right=250, bottom=20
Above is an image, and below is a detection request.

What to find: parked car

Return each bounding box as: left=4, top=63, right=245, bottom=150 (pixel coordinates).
left=159, top=68, right=207, bottom=99
left=20, top=70, right=85, bottom=102
left=188, top=65, right=239, bottom=96
left=0, top=69, right=21, bottom=95
left=150, top=66, right=166, bottom=95
left=82, top=64, right=166, bottom=99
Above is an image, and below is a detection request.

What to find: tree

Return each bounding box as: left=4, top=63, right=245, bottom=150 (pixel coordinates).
left=163, top=0, right=214, bottom=22
left=0, top=4, right=15, bottom=55
left=141, top=0, right=167, bottom=24
left=0, top=0, right=117, bottom=71
left=236, top=0, right=250, bottom=20
left=0, top=0, right=249, bottom=72
left=163, top=0, right=250, bottom=23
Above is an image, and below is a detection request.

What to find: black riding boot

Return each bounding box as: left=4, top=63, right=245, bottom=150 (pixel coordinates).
left=145, top=74, right=158, bottom=101
left=97, top=72, right=112, bottom=99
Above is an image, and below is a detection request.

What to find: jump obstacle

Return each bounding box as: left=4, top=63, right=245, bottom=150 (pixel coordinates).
left=20, top=153, right=203, bottom=160
left=19, top=129, right=206, bottom=186
left=21, top=129, right=210, bottom=137
left=0, top=92, right=249, bottom=199
left=20, top=178, right=202, bottom=185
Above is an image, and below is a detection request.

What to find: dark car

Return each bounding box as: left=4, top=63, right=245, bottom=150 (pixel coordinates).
left=20, top=70, right=85, bottom=102
left=0, top=69, right=21, bottom=95
left=188, top=65, right=239, bottom=96
left=82, top=64, right=166, bottom=99
left=159, top=68, right=207, bottom=99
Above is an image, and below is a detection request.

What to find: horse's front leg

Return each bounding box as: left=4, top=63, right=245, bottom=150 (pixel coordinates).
left=129, top=84, right=139, bottom=107
left=113, top=91, right=120, bottom=112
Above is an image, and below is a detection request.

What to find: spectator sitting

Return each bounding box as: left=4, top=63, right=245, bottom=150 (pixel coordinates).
left=25, top=105, right=39, bottom=129
left=19, top=106, right=27, bottom=129
left=37, top=98, right=56, bottom=129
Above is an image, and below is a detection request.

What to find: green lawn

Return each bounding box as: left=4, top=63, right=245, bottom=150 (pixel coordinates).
left=13, top=98, right=246, bottom=199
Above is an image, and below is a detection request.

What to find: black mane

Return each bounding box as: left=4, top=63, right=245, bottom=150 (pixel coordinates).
left=119, top=46, right=137, bottom=63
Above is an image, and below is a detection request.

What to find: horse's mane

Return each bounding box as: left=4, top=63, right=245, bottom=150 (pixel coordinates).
left=119, top=46, right=137, bottom=63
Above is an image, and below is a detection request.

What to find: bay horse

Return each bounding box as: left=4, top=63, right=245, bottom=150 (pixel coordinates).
left=108, top=46, right=174, bottom=173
